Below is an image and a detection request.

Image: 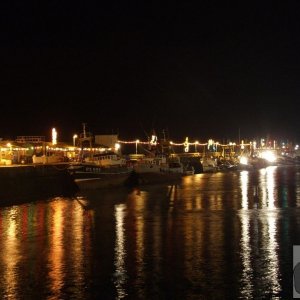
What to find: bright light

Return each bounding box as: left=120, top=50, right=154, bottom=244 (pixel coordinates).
left=241, top=140, right=244, bottom=150
left=73, top=134, right=78, bottom=147
left=135, top=139, right=139, bottom=154
left=240, top=156, right=248, bottom=165
left=150, top=135, right=157, bottom=145
left=261, top=150, right=277, bottom=163
left=115, top=143, right=120, bottom=151
left=52, top=128, right=57, bottom=145
left=184, top=137, right=189, bottom=152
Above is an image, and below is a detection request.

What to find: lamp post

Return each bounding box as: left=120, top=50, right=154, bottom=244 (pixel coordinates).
left=73, top=134, right=78, bottom=147
left=135, top=139, right=139, bottom=154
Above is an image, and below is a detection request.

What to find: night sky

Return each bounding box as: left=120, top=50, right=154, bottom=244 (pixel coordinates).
left=1, top=2, right=300, bottom=143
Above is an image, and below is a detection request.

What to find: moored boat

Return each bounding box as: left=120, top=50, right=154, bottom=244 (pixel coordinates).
left=68, top=152, right=130, bottom=179
left=69, top=125, right=192, bottom=190
left=123, top=154, right=189, bottom=188
left=67, top=124, right=133, bottom=190
left=201, top=157, right=218, bottom=172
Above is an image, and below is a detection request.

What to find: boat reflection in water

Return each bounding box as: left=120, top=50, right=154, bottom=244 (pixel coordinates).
left=0, top=166, right=299, bottom=298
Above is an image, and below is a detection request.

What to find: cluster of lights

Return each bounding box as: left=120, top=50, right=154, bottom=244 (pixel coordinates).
left=81, top=147, right=110, bottom=151
left=47, top=146, right=76, bottom=152
left=184, top=137, right=189, bottom=152
left=118, top=140, right=149, bottom=145
left=0, top=138, right=257, bottom=152
left=117, top=137, right=251, bottom=153
left=3, top=126, right=300, bottom=157
left=260, top=150, right=277, bottom=163
left=150, top=135, right=157, bottom=145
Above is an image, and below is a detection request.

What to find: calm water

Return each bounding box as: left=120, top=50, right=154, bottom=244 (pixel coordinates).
left=1, top=166, right=300, bottom=299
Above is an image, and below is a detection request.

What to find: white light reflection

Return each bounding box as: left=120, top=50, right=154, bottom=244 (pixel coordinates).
left=240, top=171, right=249, bottom=209
left=239, top=171, right=253, bottom=298
left=114, top=204, right=127, bottom=299
left=260, top=166, right=276, bottom=209
left=259, top=166, right=281, bottom=294
left=266, top=167, right=276, bottom=209
left=259, top=212, right=281, bottom=294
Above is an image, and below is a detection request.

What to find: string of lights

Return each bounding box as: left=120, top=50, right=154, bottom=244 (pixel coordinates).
left=117, top=139, right=247, bottom=147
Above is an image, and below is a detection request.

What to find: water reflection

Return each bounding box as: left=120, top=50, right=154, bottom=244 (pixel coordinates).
left=1, top=167, right=300, bottom=298
left=126, top=189, right=148, bottom=299
left=240, top=171, right=249, bottom=209
left=48, top=200, right=65, bottom=298
left=260, top=166, right=277, bottom=208
left=114, top=203, right=127, bottom=299
left=1, top=207, right=21, bottom=299
left=239, top=171, right=253, bottom=298
left=70, top=200, right=87, bottom=300
left=0, top=197, right=94, bottom=299
left=238, top=167, right=281, bottom=298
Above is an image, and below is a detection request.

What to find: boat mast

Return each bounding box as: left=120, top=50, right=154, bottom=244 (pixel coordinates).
left=79, top=123, right=93, bottom=160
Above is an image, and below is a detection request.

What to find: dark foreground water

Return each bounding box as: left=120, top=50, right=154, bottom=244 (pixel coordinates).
left=1, top=166, right=300, bottom=299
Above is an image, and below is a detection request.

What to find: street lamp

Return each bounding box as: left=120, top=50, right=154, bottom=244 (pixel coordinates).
left=73, top=134, right=78, bottom=147
left=195, top=141, right=199, bottom=152
left=135, top=139, right=139, bottom=154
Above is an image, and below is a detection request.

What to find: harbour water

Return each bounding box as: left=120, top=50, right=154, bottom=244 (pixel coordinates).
left=0, top=166, right=300, bottom=299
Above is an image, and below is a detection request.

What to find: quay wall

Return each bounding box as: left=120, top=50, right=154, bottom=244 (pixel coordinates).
left=0, top=164, right=78, bottom=205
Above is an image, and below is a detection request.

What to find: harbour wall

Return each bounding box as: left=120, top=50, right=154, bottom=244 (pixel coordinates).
left=0, top=164, right=78, bottom=205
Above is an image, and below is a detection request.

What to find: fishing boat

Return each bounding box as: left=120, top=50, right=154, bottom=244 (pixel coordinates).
left=67, top=124, right=132, bottom=190
left=70, top=125, right=193, bottom=190
left=69, top=152, right=129, bottom=178
left=68, top=151, right=132, bottom=190
left=183, top=162, right=195, bottom=175
left=130, top=155, right=184, bottom=173
left=69, top=154, right=132, bottom=190
left=201, top=157, right=218, bottom=172
left=123, top=154, right=192, bottom=187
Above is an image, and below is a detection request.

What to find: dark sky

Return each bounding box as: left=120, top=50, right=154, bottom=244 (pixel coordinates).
left=1, top=2, right=300, bottom=143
